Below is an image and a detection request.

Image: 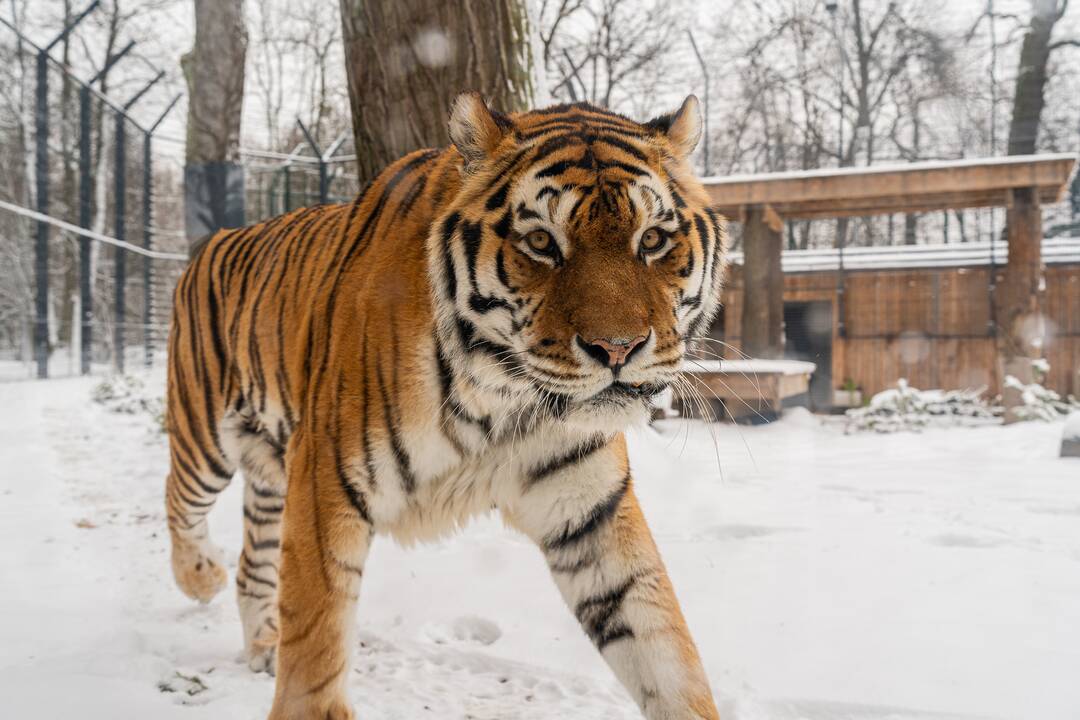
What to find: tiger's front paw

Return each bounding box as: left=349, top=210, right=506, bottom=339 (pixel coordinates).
left=170, top=540, right=228, bottom=603
left=267, top=697, right=354, bottom=720
left=246, top=639, right=277, bottom=675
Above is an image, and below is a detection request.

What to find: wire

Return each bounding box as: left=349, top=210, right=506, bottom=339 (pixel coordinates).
left=0, top=199, right=188, bottom=261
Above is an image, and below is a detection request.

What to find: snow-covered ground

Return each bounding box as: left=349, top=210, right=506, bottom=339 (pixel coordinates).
left=2, top=375, right=1079, bottom=720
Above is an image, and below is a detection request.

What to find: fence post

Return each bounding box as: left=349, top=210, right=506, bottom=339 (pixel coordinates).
left=112, top=70, right=163, bottom=373
left=78, top=85, right=92, bottom=374
left=283, top=165, right=291, bottom=211
left=78, top=40, right=134, bottom=375
left=34, top=51, right=49, bottom=378
left=114, top=113, right=126, bottom=372
left=296, top=118, right=327, bottom=204
left=30, top=0, right=101, bottom=379
left=142, top=94, right=181, bottom=369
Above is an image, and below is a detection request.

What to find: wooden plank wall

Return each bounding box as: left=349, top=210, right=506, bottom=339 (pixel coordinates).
left=715, top=262, right=1080, bottom=399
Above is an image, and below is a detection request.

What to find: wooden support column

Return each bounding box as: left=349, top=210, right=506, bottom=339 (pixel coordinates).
left=994, top=186, right=1045, bottom=421
left=741, top=205, right=784, bottom=359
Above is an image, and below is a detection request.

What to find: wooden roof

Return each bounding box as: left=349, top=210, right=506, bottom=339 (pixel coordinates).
left=703, top=154, right=1077, bottom=222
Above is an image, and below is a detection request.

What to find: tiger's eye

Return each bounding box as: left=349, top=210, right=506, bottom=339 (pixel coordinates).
left=526, top=230, right=555, bottom=254
left=641, top=227, right=665, bottom=252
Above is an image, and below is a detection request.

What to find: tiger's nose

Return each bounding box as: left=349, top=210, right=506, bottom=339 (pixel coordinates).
left=576, top=334, right=648, bottom=369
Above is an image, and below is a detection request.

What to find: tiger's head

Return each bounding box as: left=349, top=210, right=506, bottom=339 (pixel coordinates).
left=430, top=93, right=725, bottom=432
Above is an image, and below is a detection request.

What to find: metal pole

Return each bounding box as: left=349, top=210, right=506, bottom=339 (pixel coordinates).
left=296, top=118, right=327, bottom=204
left=111, top=72, right=165, bottom=373
left=142, top=93, right=181, bottom=368
left=25, top=0, right=101, bottom=378
left=34, top=51, right=49, bottom=378
left=78, top=41, right=135, bottom=375
left=686, top=30, right=710, bottom=176
left=142, top=130, right=153, bottom=368
left=43, top=0, right=100, bottom=52
left=987, top=0, right=999, bottom=336
left=114, top=112, right=126, bottom=372
left=78, top=85, right=92, bottom=374
left=826, top=1, right=847, bottom=338
left=282, top=166, right=290, bottom=213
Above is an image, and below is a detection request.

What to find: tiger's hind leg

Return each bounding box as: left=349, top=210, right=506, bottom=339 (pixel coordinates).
left=228, top=413, right=289, bottom=674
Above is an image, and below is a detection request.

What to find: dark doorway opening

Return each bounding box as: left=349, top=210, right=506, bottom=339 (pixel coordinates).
left=783, top=301, right=832, bottom=411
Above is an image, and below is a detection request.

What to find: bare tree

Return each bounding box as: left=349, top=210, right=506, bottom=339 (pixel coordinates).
left=542, top=0, right=679, bottom=113
left=339, top=0, right=537, bottom=184
left=1005, top=0, right=1077, bottom=155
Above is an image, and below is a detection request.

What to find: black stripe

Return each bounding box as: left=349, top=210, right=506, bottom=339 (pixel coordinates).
left=495, top=246, right=516, bottom=291
left=440, top=212, right=461, bottom=300
left=243, top=505, right=280, bottom=526
left=493, top=209, right=512, bottom=239
left=461, top=219, right=484, bottom=290
left=485, top=179, right=511, bottom=211
left=544, top=473, right=629, bottom=550
left=469, top=292, right=513, bottom=314
left=594, top=134, right=648, bottom=161
left=575, top=574, right=637, bottom=651
left=377, top=361, right=416, bottom=494
left=526, top=433, right=608, bottom=488
left=247, top=532, right=280, bottom=551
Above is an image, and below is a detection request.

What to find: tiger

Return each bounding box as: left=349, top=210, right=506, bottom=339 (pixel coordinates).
left=165, top=92, right=726, bottom=720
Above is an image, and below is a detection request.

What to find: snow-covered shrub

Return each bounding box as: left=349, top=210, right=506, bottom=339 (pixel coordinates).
left=845, top=379, right=1001, bottom=433
left=92, top=374, right=166, bottom=431
left=1003, top=375, right=1080, bottom=422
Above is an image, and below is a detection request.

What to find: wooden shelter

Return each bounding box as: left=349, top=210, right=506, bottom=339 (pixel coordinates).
left=702, top=154, right=1079, bottom=409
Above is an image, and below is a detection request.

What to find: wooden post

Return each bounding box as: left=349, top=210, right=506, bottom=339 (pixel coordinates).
left=994, top=186, right=1044, bottom=422
left=741, top=205, right=784, bottom=359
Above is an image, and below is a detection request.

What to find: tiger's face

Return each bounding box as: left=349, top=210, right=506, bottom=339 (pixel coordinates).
left=431, top=94, right=725, bottom=432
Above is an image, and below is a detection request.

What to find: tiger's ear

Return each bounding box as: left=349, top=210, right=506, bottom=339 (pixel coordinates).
left=449, top=92, right=511, bottom=173
left=645, top=95, right=702, bottom=160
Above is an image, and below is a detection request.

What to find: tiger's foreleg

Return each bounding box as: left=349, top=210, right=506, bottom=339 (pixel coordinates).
left=165, top=440, right=235, bottom=604
left=507, top=438, right=719, bottom=720
left=267, top=430, right=371, bottom=720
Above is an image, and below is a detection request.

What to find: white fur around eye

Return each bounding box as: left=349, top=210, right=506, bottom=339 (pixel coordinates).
left=509, top=174, right=583, bottom=259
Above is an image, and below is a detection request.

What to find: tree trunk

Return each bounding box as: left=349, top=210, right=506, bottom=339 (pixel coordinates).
left=1006, top=0, right=1061, bottom=156
left=339, top=0, right=536, bottom=185
left=182, top=0, right=248, bottom=246
left=741, top=207, right=784, bottom=359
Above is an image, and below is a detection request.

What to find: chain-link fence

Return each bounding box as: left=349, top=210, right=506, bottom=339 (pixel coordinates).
left=0, top=13, right=187, bottom=381
left=243, top=129, right=362, bottom=224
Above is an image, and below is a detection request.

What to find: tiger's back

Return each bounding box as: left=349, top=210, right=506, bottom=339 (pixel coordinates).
left=165, top=147, right=458, bottom=670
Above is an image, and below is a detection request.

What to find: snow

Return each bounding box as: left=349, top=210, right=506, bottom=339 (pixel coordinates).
left=3, top=374, right=1080, bottom=719
left=683, top=359, right=816, bottom=375
left=700, top=152, right=1079, bottom=186
left=845, top=379, right=1001, bottom=433
left=724, top=237, right=1080, bottom=273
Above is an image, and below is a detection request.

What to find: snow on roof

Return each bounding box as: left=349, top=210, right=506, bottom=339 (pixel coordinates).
left=725, top=237, right=1080, bottom=273
left=682, top=359, right=817, bottom=375
left=701, top=153, right=1079, bottom=186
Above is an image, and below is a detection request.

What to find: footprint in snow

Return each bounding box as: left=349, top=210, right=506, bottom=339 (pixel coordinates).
left=929, top=533, right=1003, bottom=549
left=419, top=615, right=502, bottom=647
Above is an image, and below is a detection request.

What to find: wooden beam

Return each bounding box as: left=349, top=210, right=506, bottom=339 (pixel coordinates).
left=714, top=186, right=1064, bottom=222
left=741, top=206, right=784, bottom=359
left=706, top=154, right=1076, bottom=221
left=994, top=186, right=1045, bottom=422
left=762, top=204, right=784, bottom=233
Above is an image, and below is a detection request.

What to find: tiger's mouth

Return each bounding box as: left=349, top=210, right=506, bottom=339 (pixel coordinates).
left=588, top=380, right=670, bottom=404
